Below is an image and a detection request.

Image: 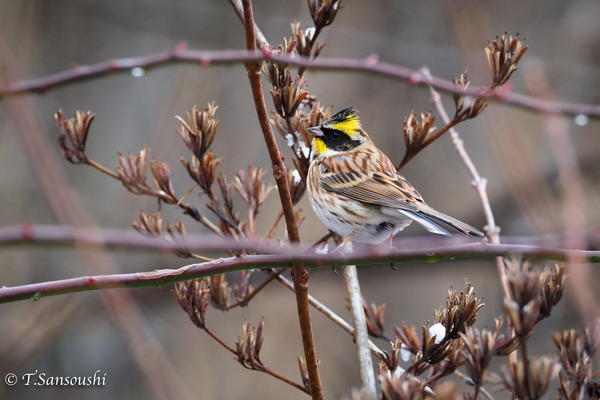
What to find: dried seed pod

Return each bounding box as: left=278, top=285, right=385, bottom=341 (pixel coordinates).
left=363, top=300, right=387, bottom=339
left=233, top=165, right=274, bottom=218
left=150, top=160, right=175, bottom=198
left=235, top=319, right=265, bottom=370
left=132, top=211, right=163, bottom=236
left=403, top=110, right=436, bottom=152
left=115, top=147, right=153, bottom=195
left=307, top=0, right=342, bottom=30
left=495, top=356, right=559, bottom=399
left=55, top=109, right=95, bottom=164
left=485, top=32, right=528, bottom=87
left=176, top=103, right=219, bottom=159
left=173, top=278, right=211, bottom=329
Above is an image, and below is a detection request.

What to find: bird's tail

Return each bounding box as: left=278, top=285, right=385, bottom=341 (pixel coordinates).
left=398, top=206, right=484, bottom=237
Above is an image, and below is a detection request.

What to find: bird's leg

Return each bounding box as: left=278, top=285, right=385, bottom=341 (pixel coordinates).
left=388, top=231, right=398, bottom=270
left=332, top=231, right=356, bottom=254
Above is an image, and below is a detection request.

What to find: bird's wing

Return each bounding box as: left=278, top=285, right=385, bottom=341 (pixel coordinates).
left=318, top=153, right=484, bottom=237
left=318, top=154, right=421, bottom=212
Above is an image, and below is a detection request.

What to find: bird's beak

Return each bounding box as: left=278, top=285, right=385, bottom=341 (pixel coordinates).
left=307, top=126, right=323, bottom=137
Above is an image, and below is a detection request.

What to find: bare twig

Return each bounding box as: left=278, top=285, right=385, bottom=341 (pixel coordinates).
left=422, top=67, right=509, bottom=301
left=2, top=49, right=600, bottom=118
left=1, top=242, right=599, bottom=304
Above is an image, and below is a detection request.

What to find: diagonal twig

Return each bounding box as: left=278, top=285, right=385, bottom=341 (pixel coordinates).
left=422, top=67, right=509, bottom=301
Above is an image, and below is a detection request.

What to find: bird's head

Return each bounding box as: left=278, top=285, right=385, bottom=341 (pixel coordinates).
left=308, top=107, right=367, bottom=155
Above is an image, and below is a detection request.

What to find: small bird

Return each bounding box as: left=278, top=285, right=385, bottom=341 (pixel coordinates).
left=306, top=107, right=484, bottom=244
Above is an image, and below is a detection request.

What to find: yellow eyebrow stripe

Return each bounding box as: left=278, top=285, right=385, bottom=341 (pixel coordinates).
left=332, top=118, right=361, bottom=137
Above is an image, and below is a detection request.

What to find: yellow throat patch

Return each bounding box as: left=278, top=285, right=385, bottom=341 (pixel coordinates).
left=312, top=137, right=327, bottom=154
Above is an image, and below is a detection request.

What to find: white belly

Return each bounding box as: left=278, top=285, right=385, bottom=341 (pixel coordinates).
left=307, top=179, right=412, bottom=244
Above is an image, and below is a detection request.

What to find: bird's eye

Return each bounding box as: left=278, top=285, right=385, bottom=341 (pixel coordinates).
left=331, top=131, right=341, bottom=139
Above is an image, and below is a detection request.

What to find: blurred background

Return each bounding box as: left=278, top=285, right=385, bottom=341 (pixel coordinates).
left=1, top=0, right=599, bottom=399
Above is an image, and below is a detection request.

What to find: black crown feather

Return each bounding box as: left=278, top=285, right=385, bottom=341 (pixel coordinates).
left=330, top=107, right=358, bottom=123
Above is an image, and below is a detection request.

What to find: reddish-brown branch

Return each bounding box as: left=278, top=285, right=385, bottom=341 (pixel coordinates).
left=240, top=1, right=322, bottom=398
left=2, top=48, right=600, bottom=118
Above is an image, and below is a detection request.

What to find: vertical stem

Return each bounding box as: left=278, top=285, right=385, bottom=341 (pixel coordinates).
left=240, top=1, right=323, bottom=398
left=519, top=338, right=532, bottom=399
left=343, top=264, right=377, bottom=399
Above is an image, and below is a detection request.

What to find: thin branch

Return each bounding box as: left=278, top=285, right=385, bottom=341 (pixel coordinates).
left=228, top=0, right=268, bottom=48
left=274, top=274, right=387, bottom=361
left=225, top=269, right=285, bottom=309
left=1, top=242, right=600, bottom=304
left=200, top=325, right=310, bottom=394
left=459, top=374, right=495, bottom=400
left=2, top=48, right=600, bottom=118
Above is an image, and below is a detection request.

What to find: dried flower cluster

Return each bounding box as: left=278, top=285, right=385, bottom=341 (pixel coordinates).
left=554, top=325, right=600, bottom=399
left=363, top=299, right=387, bottom=340
left=307, top=0, right=342, bottom=32
left=235, top=319, right=265, bottom=370
left=174, top=278, right=210, bottom=329
left=452, top=72, right=488, bottom=121
left=402, top=111, right=436, bottom=160
left=496, top=356, right=560, bottom=400
left=56, top=109, right=94, bottom=164
left=486, top=32, right=528, bottom=87
left=503, top=261, right=565, bottom=338
left=374, top=282, right=482, bottom=388
left=461, top=320, right=506, bottom=387
left=356, top=261, right=585, bottom=400
left=178, top=104, right=221, bottom=195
